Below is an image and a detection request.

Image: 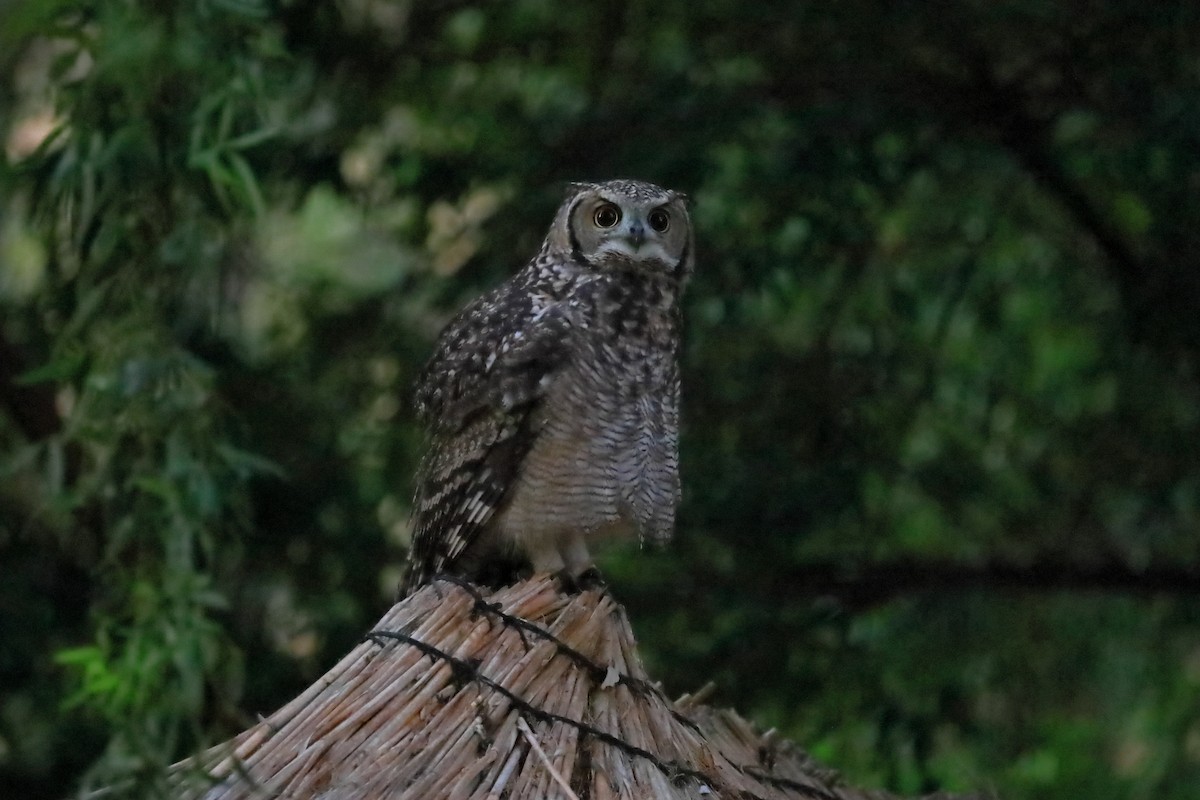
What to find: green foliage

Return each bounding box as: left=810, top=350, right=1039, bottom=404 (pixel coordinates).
left=2, top=1, right=1199, bottom=798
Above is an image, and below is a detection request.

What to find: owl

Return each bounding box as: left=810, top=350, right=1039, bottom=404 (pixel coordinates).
left=399, top=179, right=693, bottom=596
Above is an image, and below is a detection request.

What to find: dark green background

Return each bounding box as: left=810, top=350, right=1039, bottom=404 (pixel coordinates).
left=2, top=1, right=1198, bottom=797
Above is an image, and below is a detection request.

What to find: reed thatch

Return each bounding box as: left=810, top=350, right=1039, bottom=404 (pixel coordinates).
left=176, top=576, right=982, bottom=799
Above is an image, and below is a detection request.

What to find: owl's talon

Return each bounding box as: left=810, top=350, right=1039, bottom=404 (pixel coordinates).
left=576, top=567, right=607, bottom=591
left=553, top=570, right=580, bottom=594
left=553, top=567, right=607, bottom=594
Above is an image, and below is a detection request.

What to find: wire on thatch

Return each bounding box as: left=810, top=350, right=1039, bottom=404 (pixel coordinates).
left=175, top=576, right=984, bottom=799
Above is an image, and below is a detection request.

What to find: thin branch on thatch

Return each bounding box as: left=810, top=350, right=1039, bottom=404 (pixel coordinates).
left=175, top=576, right=987, bottom=799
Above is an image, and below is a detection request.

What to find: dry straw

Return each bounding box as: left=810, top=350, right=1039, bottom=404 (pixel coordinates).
left=175, top=576, right=983, bottom=799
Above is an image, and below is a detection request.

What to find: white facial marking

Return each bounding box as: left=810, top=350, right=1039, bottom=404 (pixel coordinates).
left=597, top=239, right=672, bottom=264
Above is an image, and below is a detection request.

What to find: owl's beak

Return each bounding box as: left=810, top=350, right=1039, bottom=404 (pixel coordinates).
left=626, top=221, right=646, bottom=248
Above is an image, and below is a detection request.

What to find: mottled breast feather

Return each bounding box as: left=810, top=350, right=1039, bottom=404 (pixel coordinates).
left=503, top=268, right=682, bottom=550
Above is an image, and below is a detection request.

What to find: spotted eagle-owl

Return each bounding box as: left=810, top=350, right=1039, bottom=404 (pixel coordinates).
left=399, top=179, right=693, bottom=596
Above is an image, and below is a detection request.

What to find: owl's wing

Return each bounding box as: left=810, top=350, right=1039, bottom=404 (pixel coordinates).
left=413, top=281, right=571, bottom=432
left=401, top=408, right=533, bottom=593
left=401, top=279, right=574, bottom=594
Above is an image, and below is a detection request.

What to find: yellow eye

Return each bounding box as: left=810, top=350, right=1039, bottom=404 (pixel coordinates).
left=593, top=203, right=621, bottom=228
left=648, top=208, right=670, bottom=232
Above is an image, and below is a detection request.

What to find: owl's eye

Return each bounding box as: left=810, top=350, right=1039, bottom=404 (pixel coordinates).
left=648, top=208, right=671, bottom=232
left=593, top=203, right=621, bottom=228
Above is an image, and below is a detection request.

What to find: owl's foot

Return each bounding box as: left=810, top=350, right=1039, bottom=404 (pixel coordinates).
left=554, top=566, right=607, bottom=594
left=553, top=569, right=579, bottom=594
left=576, top=566, right=607, bottom=591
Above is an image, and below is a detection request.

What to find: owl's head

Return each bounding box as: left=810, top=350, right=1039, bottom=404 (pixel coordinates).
left=547, top=179, right=693, bottom=281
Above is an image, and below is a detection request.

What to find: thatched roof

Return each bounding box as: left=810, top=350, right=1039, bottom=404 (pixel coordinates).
left=178, top=576, right=981, bottom=799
